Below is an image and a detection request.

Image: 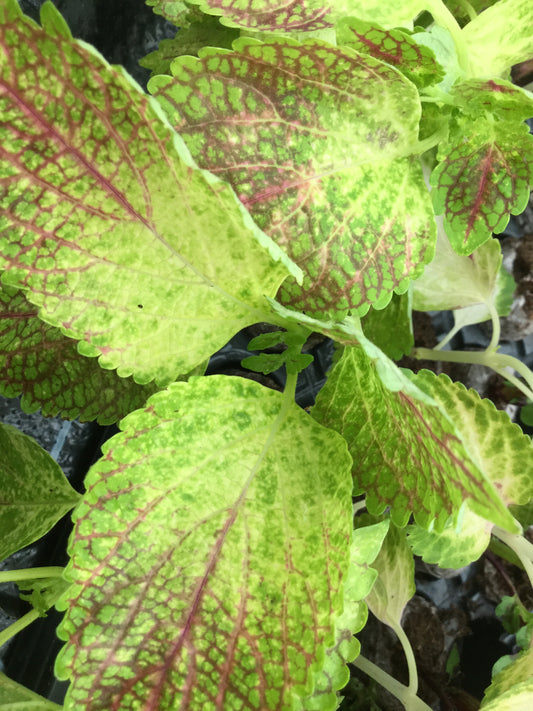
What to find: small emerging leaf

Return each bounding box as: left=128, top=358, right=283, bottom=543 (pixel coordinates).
left=0, top=422, right=80, bottom=563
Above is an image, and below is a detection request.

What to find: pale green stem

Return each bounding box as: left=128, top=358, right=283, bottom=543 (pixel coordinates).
left=392, top=621, right=419, bottom=695
left=426, top=0, right=472, bottom=76
left=283, top=370, right=298, bottom=402
left=487, top=302, right=501, bottom=354
left=0, top=566, right=64, bottom=585
left=457, top=0, right=478, bottom=21
left=493, top=527, right=533, bottom=590
left=411, top=348, right=533, bottom=401
left=353, top=654, right=433, bottom=711
left=353, top=499, right=367, bottom=516
left=414, top=125, right=449, bottom=155
left=0, top=608, right=41, bottom=650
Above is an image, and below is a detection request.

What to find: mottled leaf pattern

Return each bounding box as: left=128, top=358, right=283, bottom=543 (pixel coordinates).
left=0, top=282, right=159, bottom=424
left=150, top=38, right=435, bottom=317
left=431, top=118, right=533, bottom=255
left=451, top=78, right=533, bottom=121
left=55, top=376, right=353, bottom=710
left=294, top=519, right=389, bottom=711
left=408, top=508, right=493, bottom=569
left=0, top=672, right=63, bottom=709
left=0, top=422, right=80, bottom=563
left=336, top=18, right=444, bottom=89
left=151, top=0, right=427, bottom=31
left=145, top=0, right=193, bottom=26
left=312, top=347, right=516, bottom=530
left=0, top=2, right=294, bottom=386
left=412, top=371, right=533, bottom=508
left=482, top=644, right=533, bottom=708
left=462, top=0, right=533, bottom=77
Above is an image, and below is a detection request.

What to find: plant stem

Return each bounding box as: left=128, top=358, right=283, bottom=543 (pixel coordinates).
left=0, top=608, right=41, bottom=650
left=393, top=622, right=419, bottom=695
left=0, top=566, right=64, bottom=585
left=426, top=0, right=472, bottom=76
left=411, top=347, right=533, bottom=401
left=493, top=527, right=533, bottom=590
left=353, top=654, right=433, bottom=711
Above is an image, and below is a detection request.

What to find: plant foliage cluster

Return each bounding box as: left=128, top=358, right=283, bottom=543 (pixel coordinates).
left=0, top=0, right=533, bottom=709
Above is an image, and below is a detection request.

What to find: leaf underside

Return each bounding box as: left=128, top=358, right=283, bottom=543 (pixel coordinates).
left=312, top=347, right=516, bottom=531
left=150, top=38, right=435, bottom=318
left=56, top=376, right=353, bottom=710
left=0, top=2, right=291, bottom=386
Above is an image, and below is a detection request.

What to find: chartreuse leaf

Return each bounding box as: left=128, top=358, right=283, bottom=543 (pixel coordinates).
left=336, top=18, right=444, bottom=89
left=411, top=370, right=533, bottom=509
left=0, top=672, right=62, bottom=710
left=444, top=1, right=499, bottom=23
left=462, top=0, right=533, bottom=77
left=361, top=293, right=414, bottom=360
left=294, top=519, right=390, bottom=711
left=408, top=508, right=493, bottom=569
left=157, top=0, right=427, bottom=31
left=364, top=523, right=415, bottom=630
left=481, top=644, right=533, bottom=710
left=0, top=282, right=161, bottom=424
left=431, top=117, right=533, bottom=256
left=19, top=575, right=71, bottom=616
left=451, top=78, right=533, bottom=121
left=0, top=2, right=296, bottom=387
left=311, top=346, right=517, bottom=531
left=145, top=0, right=197, bottom=26
left=0, top=422, right=80, bottom=563
left=55, top=376, right=352, bottom=710
left=412, top=223, right=515, bottom=345
left=150, top=37, right=435, bottom=318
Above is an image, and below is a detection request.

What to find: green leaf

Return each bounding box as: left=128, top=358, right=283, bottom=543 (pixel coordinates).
left=412, top=227, right=515, bottom=343
left=451, top=78, right=533, bottom=122
left=0, top=2, right=296, bottom=386
left=159, top=0, right=427, bottom=32
left=150, top=38, right=436, bottom=318
left=412, top=370, right=533, bottom=509
left=361, top=293, right=414, bottom=360
left=0, top=422, right=80, bottom=563
left=412, top=25, right=465, bottom=93
left=241, top=352, right=287, bottom=374
left=139, top=19, right=239, bottom=77
left=311, top=347, right=517, bottom=530
left=19, top=575, right=71, bottom=616
left=364, top=523, right=415, bottom=629
left=294, top=520, right=389, bottom=711
left=336, top=18, right=445, bottom=89
left=443, top=1, right=500, bottom=24
left=0, top=281, right=160, bottom=424
left=431, top=118, right=533, bottom=255
left=55, top=376, right=353, bottom=710
left=482, top=644, right=533, bottom=709
left=462, top=0, right=533, bottom=77
left=145, top=0, right=196, bottom=26
left=407, top=507, right=493, bottom=568
left=0, top=672, right=62, bottom=710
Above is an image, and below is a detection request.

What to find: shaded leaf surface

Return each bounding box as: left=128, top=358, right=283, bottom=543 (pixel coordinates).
left=311, top=347, right=515, bottom=530
left=0, top=282, right=158, bottom=424
left=361, top=293, right=413, bottom=360
left=55, top=376, right=353, bottom=710
left=431, top=118, right=533, bottom=255
left=0, top=1, right=293, bottom=386
left=0, top=422, right=80, bottom=563
left=150, top=38, right=435, bottom=317
left=0, top=672, right=62, bottom=710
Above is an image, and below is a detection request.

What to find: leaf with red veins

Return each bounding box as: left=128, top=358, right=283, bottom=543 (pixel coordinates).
left=451, top=78, right=533, bottom=121
left=155, top=0, right=427, bottom=31
left=431, top=118, right=533, bottom=256
left=0, top=282, right=161, bottom=424
left=55, top=376, right=353, bottom=711
left=150, top=38, right=435, bottom=318
left=336, top=17, right=444, bottom=89
left=0, top=1, right=294, bottom=386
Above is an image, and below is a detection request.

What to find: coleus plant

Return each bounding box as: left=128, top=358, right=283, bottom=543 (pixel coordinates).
left=0, top=0, right=533, bottom=709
